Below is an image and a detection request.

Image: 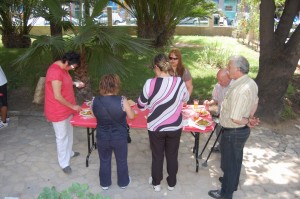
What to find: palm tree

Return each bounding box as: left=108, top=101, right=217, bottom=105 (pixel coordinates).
left=14, top=0, right=153, bottom=101
left=0, top=0, right=37, bottom=48
left=38, top=0, right=77, bottom=37
left=113, top=0, right=217, bottom=48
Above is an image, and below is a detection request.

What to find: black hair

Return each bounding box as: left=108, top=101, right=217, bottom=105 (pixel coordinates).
left=62, top=51, right=81, bottom=67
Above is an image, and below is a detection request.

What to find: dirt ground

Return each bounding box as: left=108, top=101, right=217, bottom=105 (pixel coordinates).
left=8, top=87, right=44, bottom=113
left=7, top=68, right=300, bottom=136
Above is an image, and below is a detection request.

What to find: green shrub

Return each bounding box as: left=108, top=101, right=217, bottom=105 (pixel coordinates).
left=280, top=99, right=298, bottom=120
left=38, top=183, right=111, bottom=199
left=195, top=42, right=232, bottom=68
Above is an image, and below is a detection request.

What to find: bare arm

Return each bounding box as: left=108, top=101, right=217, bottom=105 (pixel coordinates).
left=185, top=79, right=193, bottom=96
left=204, top=99, right=218, bottom=106
left=232, top=117, right=250, bottom=126
left=73, top=81, right=85, bottom=88
left=123, top=98, right=135, bottom=119
left=232, top=102, right=259, bottom=127
left=249, top=102, right=258, bottom=117
left=51, top=80, right=81, bottom=111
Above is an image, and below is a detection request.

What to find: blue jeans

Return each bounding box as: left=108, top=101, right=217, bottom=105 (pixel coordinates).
left=97, top=138, right=129, bottom=187
left=220, top=126, right=250, bottom=198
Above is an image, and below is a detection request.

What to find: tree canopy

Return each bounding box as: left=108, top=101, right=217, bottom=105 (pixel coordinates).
left=113, top=0, right=217, bottom=48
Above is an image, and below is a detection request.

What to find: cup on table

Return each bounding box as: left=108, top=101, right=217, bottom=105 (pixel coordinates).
left=134, top=110, right=138, bottom=118
left=193, top=99, right=199, bottom=109
left=194, top=112, right=199, bottom=121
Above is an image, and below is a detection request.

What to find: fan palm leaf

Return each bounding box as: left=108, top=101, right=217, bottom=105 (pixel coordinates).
left=13, top=35, right=65, bottom=68
left=113, top=0, right=217, bottom=47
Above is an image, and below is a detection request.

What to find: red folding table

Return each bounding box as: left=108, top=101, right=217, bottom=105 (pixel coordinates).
left=70, top=104, right=214, bottom=172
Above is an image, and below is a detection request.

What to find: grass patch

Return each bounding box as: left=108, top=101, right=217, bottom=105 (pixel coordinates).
left=281, top=100, right=298, bottom=120
left=1, top=35, right=260, bottom=102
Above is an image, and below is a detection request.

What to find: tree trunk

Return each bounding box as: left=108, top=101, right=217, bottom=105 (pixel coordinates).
left=2, top=32, right=31, bottom=48
left=50, top=21, right=63, bottom=60
left=50, top=21, right=62, bottom=37
left=255, top=55, right=297, bottom=123
left=137, top=20, right=176, bottom=48
left=256, top=0, right=300, bottom=123
left=84, top=0, right=90, bottom=18
left=74, top=48, right=94, bottom=103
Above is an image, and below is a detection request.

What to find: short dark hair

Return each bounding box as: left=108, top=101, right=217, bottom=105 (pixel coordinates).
left=62, top=52, right=81, bottom=67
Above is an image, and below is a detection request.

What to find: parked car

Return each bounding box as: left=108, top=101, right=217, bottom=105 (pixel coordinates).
left=179, top=17, right=199, bottom=25
left=94, top=13, right=123, bottom=25
left=27, top=17, right=49, bottom=26
left=127, top=16, right=137, bottom=25
left=179, top=17, right=208, bottom=25
left=27, top=16, right=79, bottom=26
left=63, top=16, right=79, bottom=26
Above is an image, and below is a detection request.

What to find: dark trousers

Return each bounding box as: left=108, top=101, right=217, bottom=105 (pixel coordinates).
left=220, top=126, right=250, bottom=198
left=215, top=123, right=222, bottom=148
left=0, top=83, right=8, bottom=106
left=97, top=139, right=129, bottom=187
left=148, top=129, right=182, bottom=187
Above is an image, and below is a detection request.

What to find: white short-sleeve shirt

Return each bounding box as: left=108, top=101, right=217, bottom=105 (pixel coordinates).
left=0, top=66, right=8, bottom=86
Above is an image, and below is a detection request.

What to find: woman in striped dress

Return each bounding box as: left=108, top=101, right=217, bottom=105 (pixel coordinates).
left=137, top=53, right=189, bottom=192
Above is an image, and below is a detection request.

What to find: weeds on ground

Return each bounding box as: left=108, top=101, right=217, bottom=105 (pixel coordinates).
left=195, top=42, right=232, bottom=69
left=281, top=84, right=299, bottom=120
left=38, top=183, right=111, bottom=199
left=281, top=100, right=298, bottom=120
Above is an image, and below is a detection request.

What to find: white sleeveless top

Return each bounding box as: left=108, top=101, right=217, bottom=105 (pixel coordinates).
left=0, top=66, right=8, bottom=86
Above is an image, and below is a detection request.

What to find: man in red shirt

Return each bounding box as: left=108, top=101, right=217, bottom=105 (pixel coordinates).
left=45, top=52, right=84, bottom=174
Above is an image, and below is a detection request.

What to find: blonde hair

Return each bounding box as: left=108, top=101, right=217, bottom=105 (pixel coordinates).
left=152, top=53, right=172, bottom=73
left=99, top=74, right=120, bottom=95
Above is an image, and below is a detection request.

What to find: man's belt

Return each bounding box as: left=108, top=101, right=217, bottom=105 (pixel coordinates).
left=223, top=125, right=248, bottom=131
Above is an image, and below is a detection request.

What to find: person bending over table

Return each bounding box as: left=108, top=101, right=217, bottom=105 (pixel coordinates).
left=138, top=53, right=189, bottom=192
left=203, top=68, right=232, bottom=152
left=208, top=55, right=260, bottom=199
left=44, top=52, right=84, bottom=174
left=168, top=48, right=193, bottom=96
left=92, top=74, right=135, bottom=190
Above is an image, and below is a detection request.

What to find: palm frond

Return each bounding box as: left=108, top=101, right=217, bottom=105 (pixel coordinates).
left=13, top=35, right=65, bottom=67
left=68, top=24, right=153, bottom=78
left=90, top=0, right=109, bottom=18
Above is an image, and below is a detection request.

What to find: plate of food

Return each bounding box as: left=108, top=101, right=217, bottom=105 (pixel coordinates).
left=84, top=101, right=92, bottom=107
left=80, top=109, right=93, bottom=117
left=196, top=109, right=209, bottom=117
left=195, top=118, right=212, bottom=127
left=128, top=99, right=136, bottom=107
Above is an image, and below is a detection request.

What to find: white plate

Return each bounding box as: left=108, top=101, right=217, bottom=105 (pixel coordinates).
left=195, top=118, right=212, bottom=127
left=195, top=109, right=209, bottom=116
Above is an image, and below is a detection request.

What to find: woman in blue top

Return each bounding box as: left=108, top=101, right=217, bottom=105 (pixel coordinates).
left=92, top=74, right=134, bottom=190
left=138, top=54, right=189, bottom=192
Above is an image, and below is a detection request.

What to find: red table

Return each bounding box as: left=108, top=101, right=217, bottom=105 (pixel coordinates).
left=70, top=104, right=214, bottom=172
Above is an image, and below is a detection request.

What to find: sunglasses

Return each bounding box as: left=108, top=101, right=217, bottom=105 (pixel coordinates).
left=169, top=57, right=178, bottom=60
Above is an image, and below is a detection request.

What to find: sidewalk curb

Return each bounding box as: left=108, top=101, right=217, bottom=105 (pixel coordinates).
left=8, top=110, right=44, bottom=117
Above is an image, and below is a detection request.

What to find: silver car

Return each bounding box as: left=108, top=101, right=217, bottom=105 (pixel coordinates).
left=179, top=17, right=208, bottom=25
